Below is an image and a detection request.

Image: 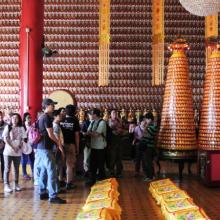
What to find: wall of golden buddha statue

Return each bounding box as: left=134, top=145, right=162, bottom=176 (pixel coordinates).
left=0, top=0, right=207, bottom=113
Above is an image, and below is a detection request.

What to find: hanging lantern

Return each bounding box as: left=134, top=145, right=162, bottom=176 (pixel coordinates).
left=152, top=0, right=164, bottom=85
left=179, top=0, right=220, bottom=16
left=199, top=43, right=220, bottom=150
left=205, top=16, right=219, bottom=66
left=98, top=0, right=111, bottom=86
left=158, top=38, right=197, bottom=159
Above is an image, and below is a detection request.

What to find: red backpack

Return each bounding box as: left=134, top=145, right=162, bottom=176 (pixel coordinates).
left=28, top=121, right=42, bottom=145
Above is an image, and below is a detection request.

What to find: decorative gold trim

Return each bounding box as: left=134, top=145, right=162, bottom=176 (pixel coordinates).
left=158, top=149, right=197, bottom=160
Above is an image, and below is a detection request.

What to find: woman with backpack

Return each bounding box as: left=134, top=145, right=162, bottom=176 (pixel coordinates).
left=2, top=113, right=27, bottom=193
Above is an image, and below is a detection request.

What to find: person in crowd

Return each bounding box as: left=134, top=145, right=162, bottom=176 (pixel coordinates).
left=139, top=112, right=157, bottom=182
left=58, top=107, right=66, bottom=121
left=53, top=109, right=65, bottom=188
left=133, top=116, right=147, bottom=177
left=81, top=111, right=93, bottom=176
left=33, top=111, right=44, bottom=186
left=3, top=111, right=13, bottom=126
left=37, top=98, right=66, bottom=204
left=2, top=113, right=26, bottom=193
left=108, top=110, right=124, bottom=177
left=0, top=111, right=7, bottom=180
left=128, top=119, right=137, bottom=160
left=21, top=112, right=35, bottom=180
left=60, top=104, right=80, bottom=190
left=86, top=108, right=107, bottom=186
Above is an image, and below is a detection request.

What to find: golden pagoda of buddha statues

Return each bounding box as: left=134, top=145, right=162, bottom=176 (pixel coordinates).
left=157, top=38, right=197, bottom=159
left=199, top=44, right=220, bottom=150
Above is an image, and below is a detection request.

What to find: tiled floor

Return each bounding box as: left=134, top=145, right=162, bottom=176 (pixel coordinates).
left=0, top=161, right=219, bottom=219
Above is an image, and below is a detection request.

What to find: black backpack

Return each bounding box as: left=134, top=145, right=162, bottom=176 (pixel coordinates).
left=90, top=119, right=113, bottom=145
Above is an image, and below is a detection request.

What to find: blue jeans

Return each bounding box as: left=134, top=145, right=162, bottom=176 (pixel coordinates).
left=34, top=150, right=41, bottom=184
left=38, top=149, right=58, bottom=199
left=21, top=151, right=35, bottom=176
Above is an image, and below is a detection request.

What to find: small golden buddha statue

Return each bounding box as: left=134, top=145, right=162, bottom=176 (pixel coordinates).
left=103, top=109, right=109, bottom=121
left=79, top=109, right=85, bottom=124
left=127, top=109, right=135, bottom=122
left=120, top=108, right=127, bottom=120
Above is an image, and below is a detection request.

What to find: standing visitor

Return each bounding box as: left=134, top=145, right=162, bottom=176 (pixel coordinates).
left=0, top=111, right=6, bottom=180
left=37, top=98, right=66, bottom=204
left=86, top=109, right=107, bottom=186
left=81, top=111, right=93, bottom=175
left=133, top=116, right=147, bottom=177
left=53, top=109, right=65, bottom=187
left=140, top=112, right=157, bottom=182
left=109, top=110, right=124, bottom=177
left=60, top=104, right=80, bottom=190
left=21, top=112, right=35, bottom=180
left=2, top=113, right=26, bottom=192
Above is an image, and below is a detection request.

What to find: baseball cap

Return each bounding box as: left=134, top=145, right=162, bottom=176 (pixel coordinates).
left=42, top=98, right=58, bottom=108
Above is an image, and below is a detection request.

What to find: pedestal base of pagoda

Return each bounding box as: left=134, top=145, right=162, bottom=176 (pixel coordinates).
left=158, top=149, right=197, bottom=180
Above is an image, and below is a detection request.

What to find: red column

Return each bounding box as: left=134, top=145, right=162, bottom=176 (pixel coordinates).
left=19, top=0, right=44, bottom=121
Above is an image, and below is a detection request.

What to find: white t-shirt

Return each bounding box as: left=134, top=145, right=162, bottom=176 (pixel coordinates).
left=2, top=125, right=27, bottom=156
left=53, top=122, right=64, bottom=145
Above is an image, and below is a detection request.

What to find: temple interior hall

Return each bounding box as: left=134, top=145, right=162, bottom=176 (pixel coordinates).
left=1, top=0, right=220, bottom=219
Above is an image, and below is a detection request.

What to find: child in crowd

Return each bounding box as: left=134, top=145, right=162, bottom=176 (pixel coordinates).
left=139, top=112, right=157, bottom=182
left=21, top=112, right=35, bottom=180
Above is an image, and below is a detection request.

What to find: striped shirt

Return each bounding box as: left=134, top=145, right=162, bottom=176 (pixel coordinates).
left=141, top=123, right=157, bottom=148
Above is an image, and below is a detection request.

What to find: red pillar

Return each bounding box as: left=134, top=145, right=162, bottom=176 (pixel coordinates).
left=19, top=0, right=44, bottom=121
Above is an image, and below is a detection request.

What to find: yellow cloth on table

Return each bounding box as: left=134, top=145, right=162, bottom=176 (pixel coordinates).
left=149, top=179, right=174, bottom=201
left=167, top=208, right=210, bottom=220
left=91, top=184, right=117, bottom=194
left=83, top=198, right=121, bottom=220
left=76, top=208, right=114, bottom=220
left=83, top=198, right=121, bottom=212
left=91, top=180, right=118, bottom=192
left=95, top=178, right=119, bottom=188
left=161, top=198, right=198, bottom=220
left=151, top=184, right=179, bottom=205
left=150, top=178, right=174, bottom=189
left=161, top=190, right=190, bottom=204
left=86, top=189, right=120, bottom=203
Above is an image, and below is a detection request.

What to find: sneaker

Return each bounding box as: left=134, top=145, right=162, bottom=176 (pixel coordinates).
left=34, top=180, right=38, bottom=186
left=116, top=173, right=123, bottom=178
left=66, top=183, right=77, bottom=190
left=85, top=180, right=95, bottom=187
left=14, top=184, right=21, bottom=191
left=143, top=177, right=152, bottom=182
left=58, top=189, right=66, bottom=194
left=134, top=172, right=140, bottom=177
left=23, top=175, right=31, bottom=181
left=4, top=184, right=13, bottom=193
left=40, top=193, right=49, bottom=200
left=49, top=197, right=66, bottom=204
left=59, top=181, right=66, bottom=188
